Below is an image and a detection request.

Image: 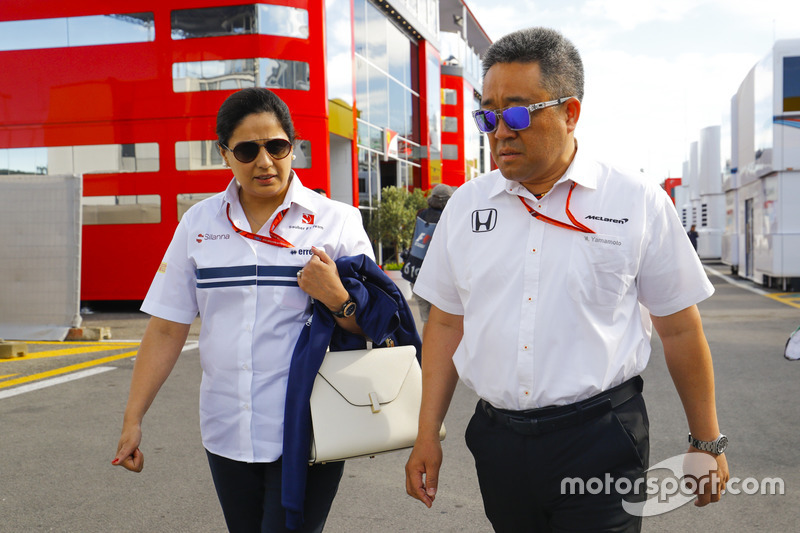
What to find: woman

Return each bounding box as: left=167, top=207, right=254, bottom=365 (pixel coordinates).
left=112, top=88, right=374, bottom=532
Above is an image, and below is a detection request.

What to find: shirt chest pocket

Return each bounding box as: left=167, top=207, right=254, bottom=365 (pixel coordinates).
left=567, top=233, right=636, bottom=308
left=273, top=285, right=311, bottom=311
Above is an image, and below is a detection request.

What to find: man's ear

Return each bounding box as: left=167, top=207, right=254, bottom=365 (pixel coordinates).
left=564, top=97, right=581, bottom=133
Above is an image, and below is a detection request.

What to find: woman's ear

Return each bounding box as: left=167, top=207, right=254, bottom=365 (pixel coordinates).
left=219, top=143, right=230, bottom=168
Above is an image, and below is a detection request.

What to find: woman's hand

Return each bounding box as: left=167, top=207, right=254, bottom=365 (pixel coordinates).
left=112, top=422, right=144, bottom=472
left=296, top=247, right=349, bottom=312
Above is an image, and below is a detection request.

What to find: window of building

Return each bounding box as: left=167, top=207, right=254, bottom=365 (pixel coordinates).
left=175, top=141, right=224, bottom=171
left=0, top=13, right=154, bottom=51
left=784, top=56, right=800, bottom=112
left=171, top=4, right=308, bottom=40
left=442, top=88, right=458, bottom=106
left=442, top=144, right=459, bottom=160
left=326, top=0, right=355, bottom=107
left=173, top=58, right=310, bottom=92
left=0, top=143, right=159, bottom=175
left=442, top=116, right=458, bottom=133
left=354, top=0, right=420, bottom=148
left=82, top=195, right=161, bottom=225
left=177, top=193, right=216, bottom=221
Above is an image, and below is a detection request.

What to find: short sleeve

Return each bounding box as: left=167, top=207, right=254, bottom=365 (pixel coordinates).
left=333, top=206, right=375, bottom=261
left=140, top=215, right=199, bottom=324
left=636, top=188, right=714, bottom=316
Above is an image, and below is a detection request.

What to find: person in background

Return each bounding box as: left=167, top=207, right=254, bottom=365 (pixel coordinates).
left=113, top=87, right=374, bottom=532
left=405, top=27, right=728, bottom=532
left=688, top=224, right=699, bottom=250
left=402, top=183, right=454, bottom=331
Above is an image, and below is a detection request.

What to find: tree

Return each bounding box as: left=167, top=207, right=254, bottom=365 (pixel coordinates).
left=366, top=186, right=427, bottom=264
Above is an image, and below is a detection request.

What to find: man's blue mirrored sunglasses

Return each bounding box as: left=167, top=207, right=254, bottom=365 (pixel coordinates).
left=472, top=96, right=576, bottom=133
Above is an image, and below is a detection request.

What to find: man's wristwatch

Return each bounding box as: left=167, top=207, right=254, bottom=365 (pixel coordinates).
left=688, top=433, right=729, bottom=455
left=331, top=296, right=356, bottom=318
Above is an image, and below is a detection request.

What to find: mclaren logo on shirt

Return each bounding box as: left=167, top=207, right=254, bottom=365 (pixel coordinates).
left=585, top=215, right=629, bottom=224
left=472, top=209, right=497, bottom=232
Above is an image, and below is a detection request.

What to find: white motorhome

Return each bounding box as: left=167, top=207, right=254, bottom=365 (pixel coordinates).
left=729, top=39, right=800, bottom=289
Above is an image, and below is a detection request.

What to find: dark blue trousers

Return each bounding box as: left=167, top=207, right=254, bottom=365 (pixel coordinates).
left=466, top=386, right=649, bottom=532
left=206, top=451, right=344, bottom=533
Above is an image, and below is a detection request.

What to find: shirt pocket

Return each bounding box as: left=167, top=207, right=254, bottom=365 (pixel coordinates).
left=273, top=285, right=311, bottom=311
left=567, top=233, right=636, bottom=308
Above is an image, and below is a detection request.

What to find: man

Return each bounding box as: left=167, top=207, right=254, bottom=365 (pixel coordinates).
left=405, top=27, right=729, bottom=532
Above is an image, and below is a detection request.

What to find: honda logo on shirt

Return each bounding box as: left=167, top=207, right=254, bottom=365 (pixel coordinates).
left=471, top=209, right=497, bottom=232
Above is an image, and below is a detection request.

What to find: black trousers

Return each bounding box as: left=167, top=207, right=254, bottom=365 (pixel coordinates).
left=206, top=451, right=344, bottom=533
left=465, top=386, right=649, bottom=533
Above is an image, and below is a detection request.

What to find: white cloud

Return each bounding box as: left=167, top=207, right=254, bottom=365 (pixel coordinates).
left=582, top=0, right=699, bottom=30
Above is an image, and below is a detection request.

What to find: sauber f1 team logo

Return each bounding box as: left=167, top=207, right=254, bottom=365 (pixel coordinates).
left=302, top=213, right=315, bottom=224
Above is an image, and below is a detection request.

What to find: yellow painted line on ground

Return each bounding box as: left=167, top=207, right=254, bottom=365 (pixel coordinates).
left=0, top=343, right=139, bottom=363
left=0, top=350, right=138, bottom=390
left=766, top=293, right=800, bottom=310
left=0, top=374, right=20, bottom=380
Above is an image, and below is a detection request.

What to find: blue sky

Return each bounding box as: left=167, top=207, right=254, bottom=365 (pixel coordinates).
left=464, top=0, right=800, bottom=182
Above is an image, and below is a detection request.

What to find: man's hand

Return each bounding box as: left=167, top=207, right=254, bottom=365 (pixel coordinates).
left=684, top=449, right=729, bottom=506
left=405, top=436, right=443, bottom=508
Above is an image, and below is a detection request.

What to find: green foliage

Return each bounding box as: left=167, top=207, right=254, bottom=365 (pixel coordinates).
left=366, top=186, right=428, bottom=264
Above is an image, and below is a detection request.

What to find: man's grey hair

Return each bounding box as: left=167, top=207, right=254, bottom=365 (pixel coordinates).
left=482, top=27, right=584, bottom=102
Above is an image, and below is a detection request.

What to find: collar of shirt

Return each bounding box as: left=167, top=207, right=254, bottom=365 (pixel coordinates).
left=216, top=170, right=319, bottom=227
left=489, top=140, right=599, bottom=201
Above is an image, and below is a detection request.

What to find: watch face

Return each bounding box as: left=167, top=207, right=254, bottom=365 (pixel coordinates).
left=716, top=435, right=728, bottom=454
left=342, top=300, right=356, bottom=317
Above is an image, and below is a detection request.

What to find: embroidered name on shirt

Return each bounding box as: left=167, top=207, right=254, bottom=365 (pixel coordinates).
left=584, top=235, right=623, bottom=246
left=585, top=215, right=629, bottom=224
left=290, top=249, right=314, bottom=256
left=197, top=233, right=231, bottom=242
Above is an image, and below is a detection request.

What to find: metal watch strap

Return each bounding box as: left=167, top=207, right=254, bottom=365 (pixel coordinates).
left=688, top=433, right=728, bottom=455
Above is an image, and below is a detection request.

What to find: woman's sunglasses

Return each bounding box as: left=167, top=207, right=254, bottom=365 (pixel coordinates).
left=472, top=96, right=575, bottom=133
left=220, top=138, right=293, bottom=163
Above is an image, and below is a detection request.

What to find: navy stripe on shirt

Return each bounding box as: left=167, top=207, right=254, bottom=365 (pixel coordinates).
left=196, top=264, right=302, bottom=289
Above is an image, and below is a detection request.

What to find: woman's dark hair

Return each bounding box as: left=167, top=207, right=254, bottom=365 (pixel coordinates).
left=482, top=27, right=584, bottom=102
left=216, top=88, right=296, bottom=147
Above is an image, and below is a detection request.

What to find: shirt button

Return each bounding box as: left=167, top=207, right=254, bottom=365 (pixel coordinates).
left=243, top=403, right=250, bottom=411
left=242, top=364, right=249, bottom=371
left=522, top=345, right=529, bottom=350
left=531, top=248, right=537, bottom=253
left=246, top=324, right=252, bottom=332
left=524, top=391, right=530, bottom=396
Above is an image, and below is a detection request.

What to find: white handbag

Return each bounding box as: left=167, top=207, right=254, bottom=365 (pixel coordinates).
left=308, top=345, right=446, bottom=464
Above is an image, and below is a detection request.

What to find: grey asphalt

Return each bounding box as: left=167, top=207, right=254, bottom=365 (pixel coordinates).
left=0, top=263, right=798, bottom=532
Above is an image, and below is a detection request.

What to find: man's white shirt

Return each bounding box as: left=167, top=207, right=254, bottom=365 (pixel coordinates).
left=414, top=148, right=713, bottom=411
left=142, top=173, right=373, bottom=462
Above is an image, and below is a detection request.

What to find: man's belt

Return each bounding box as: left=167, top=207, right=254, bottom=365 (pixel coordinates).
left=480, top=375, right=643, bottom=436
